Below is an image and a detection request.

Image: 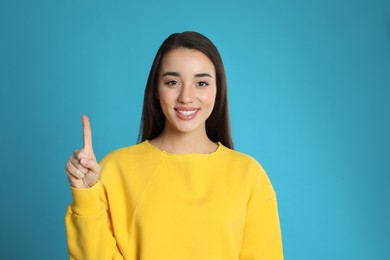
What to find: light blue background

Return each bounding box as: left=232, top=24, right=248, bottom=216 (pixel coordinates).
left=1, top=0, right=389, bottom=259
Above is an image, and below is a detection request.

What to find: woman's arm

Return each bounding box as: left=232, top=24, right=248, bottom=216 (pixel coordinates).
left=64, top=116, right=123, bottom=259
left=239, top=166, right=284, bottom=260
left=65, top=183, right=123, bottom=260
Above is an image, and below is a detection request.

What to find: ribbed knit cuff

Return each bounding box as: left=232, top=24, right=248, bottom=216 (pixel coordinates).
left=70, top=182, right=102, bottom=216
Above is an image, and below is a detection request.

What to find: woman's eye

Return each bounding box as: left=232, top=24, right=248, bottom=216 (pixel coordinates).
left=166, top=80, right=178, bottom=86
left=197, top=81, right=209, bottom=87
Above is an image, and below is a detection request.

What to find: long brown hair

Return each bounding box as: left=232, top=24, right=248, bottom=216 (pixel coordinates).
left=138, top=31, right=233, bottom=149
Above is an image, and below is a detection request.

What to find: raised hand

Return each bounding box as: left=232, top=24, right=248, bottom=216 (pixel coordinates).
left=65, top=115, right=101, bottom=189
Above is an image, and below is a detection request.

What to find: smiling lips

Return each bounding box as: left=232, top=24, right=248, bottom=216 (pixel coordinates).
left=174, top=107, right=200, bottom=120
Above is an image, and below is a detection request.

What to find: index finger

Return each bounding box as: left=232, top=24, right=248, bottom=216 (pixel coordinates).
left=82, top=115, right=93, bottom=153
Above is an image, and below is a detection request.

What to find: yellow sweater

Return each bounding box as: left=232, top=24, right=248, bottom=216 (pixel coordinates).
left=65, top=141, right=283, bottom=259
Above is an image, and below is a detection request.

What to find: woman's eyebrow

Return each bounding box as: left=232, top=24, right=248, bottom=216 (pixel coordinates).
left=162, top=72, right=213, bottom=78
left=162, top=72, right=180, bottom=77
left=195, top=73, right=213, bottom=78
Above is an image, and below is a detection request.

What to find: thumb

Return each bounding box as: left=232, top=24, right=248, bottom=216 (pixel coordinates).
left=82, top=115, right=94, bottom=155
left=80, top=158, right=100, bottom=175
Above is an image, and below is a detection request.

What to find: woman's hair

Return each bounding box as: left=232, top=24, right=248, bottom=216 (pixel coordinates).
left=138, top=31, right=233, bottom=149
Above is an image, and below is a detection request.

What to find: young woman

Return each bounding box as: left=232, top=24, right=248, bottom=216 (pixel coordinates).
left=65, top=31, right=283, bottom=259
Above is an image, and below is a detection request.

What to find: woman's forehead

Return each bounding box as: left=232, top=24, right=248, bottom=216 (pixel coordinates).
left=159, top=48, right=215, bottom=76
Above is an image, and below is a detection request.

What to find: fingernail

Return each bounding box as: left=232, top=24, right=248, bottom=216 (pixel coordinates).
left=80, top=158, right=87, bottom=165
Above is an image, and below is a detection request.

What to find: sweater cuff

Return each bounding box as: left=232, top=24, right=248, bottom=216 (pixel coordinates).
left=70, top=182, right=102, bottom=216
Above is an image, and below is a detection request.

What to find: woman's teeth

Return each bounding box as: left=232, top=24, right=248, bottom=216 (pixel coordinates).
left=176, top=110, right=198, bottom=115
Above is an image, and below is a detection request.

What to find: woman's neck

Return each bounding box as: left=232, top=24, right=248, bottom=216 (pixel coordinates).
left=150, top=128, right=218, bottom=154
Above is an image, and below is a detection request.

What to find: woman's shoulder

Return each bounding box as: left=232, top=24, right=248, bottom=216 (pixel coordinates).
left=218, top=144, right=268, bottom=175
left=216, top=145, right=275, bottom=192
left=219, top=144, right=262, bottom=166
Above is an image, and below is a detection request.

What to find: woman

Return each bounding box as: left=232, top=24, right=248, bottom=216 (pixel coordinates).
left=65, top=31, right=283, bottom=259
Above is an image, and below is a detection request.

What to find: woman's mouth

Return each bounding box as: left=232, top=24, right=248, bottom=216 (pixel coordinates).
left=174, top=108, right=200, bottom=120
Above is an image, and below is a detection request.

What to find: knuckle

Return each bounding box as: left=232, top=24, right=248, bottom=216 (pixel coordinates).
left=70, top=155, right=77, bottom=164
left=77, top=152, right=84, bottom=160
left=79, top=166, right=88, bottom=174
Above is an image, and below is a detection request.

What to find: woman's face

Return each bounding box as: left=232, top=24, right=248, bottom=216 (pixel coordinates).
left=157, top=48, right=217, bottom=136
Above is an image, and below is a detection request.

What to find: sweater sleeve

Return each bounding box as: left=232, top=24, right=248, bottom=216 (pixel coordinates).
left=239, top=165, right=284, bottom=260
left=64, top=182, right=124, bottom=260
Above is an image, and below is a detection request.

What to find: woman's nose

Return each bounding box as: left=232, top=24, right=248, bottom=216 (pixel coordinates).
left=177, top=85, right=194, bottom=104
